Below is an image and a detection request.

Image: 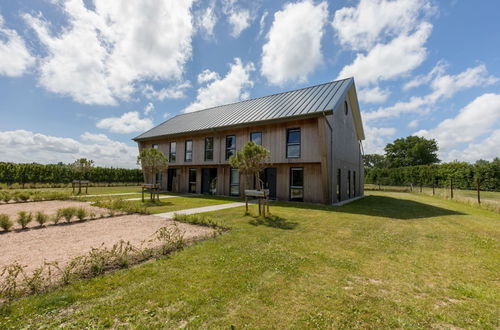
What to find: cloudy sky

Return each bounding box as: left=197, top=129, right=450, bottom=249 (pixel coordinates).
left=0, top=0, right=499, bottom=168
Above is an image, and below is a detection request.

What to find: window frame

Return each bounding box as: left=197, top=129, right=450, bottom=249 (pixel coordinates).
left=337, top=169, right=341, bottom=202
left=347, top=170, right=351, bottom=198
left=225, top=135, right=236, bottom=160
left=289, top=167, right=304, bottom=202
left=184, top=140, right=193, bottom=162
left=152, top=144, right=159, bottom=149
left=286, top=128, right=301, bottom=159
left=229, top=168, right=240, bottom=196
left=204, top=137, right=214, bottom=161
left=169, top=142, right=177, bottom=163
left=344, top=100, right=349, bottom=115
left=188, top=168, right=197, bottom=193
left=250, top=131, right=262, bottom=145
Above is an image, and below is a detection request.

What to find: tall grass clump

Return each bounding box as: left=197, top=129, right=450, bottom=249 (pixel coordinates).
left=173, top=213, right=222, bottom=229
left=76, top=208, right=87, bottom=221
left=35, top=212, right=49, bottom=227
left=61, top=207, right=77, bottom=223
left=17, top=211, right=32, bottom=229
left=0, top=214, right=14, bottom=232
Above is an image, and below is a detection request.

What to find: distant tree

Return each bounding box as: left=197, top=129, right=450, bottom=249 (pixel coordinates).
left=71, top=158, right=94, bottom=194
left=384, top=136, right=439, bottom=168
left=137, top=148, right=169, bottom=187
left=229, top=141, right=270, bottom=190
left=363, top=154, right=387, bottom=169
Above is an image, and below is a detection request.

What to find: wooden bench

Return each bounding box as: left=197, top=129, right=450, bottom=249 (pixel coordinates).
left=142, top=184, right=160, bottom=202
left=72, top=180, right=89, bottom=194
left=245, top=189, right=270, bottom=216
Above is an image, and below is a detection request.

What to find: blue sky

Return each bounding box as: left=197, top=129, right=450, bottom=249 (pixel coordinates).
left=0, top=0, right=499, bottom=168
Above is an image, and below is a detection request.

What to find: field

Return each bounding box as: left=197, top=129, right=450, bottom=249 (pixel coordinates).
left=0, top=190, right=498, bottom=328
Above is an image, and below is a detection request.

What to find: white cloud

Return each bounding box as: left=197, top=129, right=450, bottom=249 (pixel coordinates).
left=196, top=3, right=217, bottom=38
left=358, top=86, right=391, bottom=104
left=261, top=0, right=328, bottom=85
left=197, top=69, right=220, bottom=84
left=228, top=9, right=252, bottom=37
left=96, top=112, right=154, bottom=134
left=332, top=0, right=434, bottom=51
left=183, top=58, right=254, bottom=113
left=144, top=102, right=154, bottom=116
left=403, top=60, right=447, bottom=90
left=24, top=0, right=194, bottom=105
left=0, top=14, right=35, bottom=77
left=142, top=81, right=191, bottom=101
left=407, top=119, right=419, bottom=128
left=447, top=130, right=500, bottom=162
left=258, top=11, right=268, bottom=38
left=338, top=22, right=432, bottom=86
left=0, top=130, right=138, bottom=168
left=364, top=64, right=498, bottom=122
left=415, top=93, right=500, bottom=156
left=363, top=125, right=397, bottom=154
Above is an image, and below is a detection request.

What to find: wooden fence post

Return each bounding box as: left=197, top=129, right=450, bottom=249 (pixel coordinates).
left=450, top=178, right=454, bottom=199
left=477, top=180, right=481, bottom=204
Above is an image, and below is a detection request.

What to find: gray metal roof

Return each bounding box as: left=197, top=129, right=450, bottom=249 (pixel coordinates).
left=134, top=78, right=354, bottom=141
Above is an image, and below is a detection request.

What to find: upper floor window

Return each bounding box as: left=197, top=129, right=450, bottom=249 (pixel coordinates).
left=169, top=142, right=176, bottom=162
left=185, top=140, right=193, bottom=162
left=226, top=135, right=236, bottom=160
left=286, top=128, right=301, bottom=158
left=205, top=137, right=214, bottom=161
left=250, top=132, right=262, bottom=145
left=152, top=144, right=158, bottom=149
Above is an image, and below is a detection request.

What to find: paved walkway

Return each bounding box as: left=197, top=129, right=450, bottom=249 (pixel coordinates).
left=154, top=202, right=245, bottom=219
left=125, top=195, right=179, bottom=201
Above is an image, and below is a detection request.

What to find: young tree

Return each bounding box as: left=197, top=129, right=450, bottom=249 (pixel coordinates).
left=363, top=154, right=387, bottom=169
left=71, top=158, right=94, bottom=194
left=385, top=136, right=439, bottom=168
left=137, top=148, right=169, bottom=187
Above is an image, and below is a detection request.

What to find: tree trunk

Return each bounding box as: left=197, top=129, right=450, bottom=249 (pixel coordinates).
left=450, top=178, right=454, bottom=199
left=477, top=180, right=481, bottom=204
left=432, top=183, right=435, bottom=196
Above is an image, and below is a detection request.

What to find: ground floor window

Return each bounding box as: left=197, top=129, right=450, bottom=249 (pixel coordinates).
left=337, top=169, right=341, bottom=202
left=155, top=172, right=162, bottom=186
left=188, top=168, right=196, bottom=193
left=347, top=170, right=351, bottom=198
left=289, top=167, right=304, bottom=201
left=230, top=168, right=240, bottom=196
left=353, top=171, right=356, bottom=197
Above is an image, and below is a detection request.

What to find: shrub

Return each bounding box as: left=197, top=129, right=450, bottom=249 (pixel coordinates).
left=88, top=211, right=97, bottom=220
left=76, top=208, right=87, bottom=221
left=173, top=213, right=221, bottom=228
left=17, top=191, right=31, bottom=202
left=61, top=207, right=77, bottom=223
left=0, top=214, right=14, bottom=232
left=1, top=192, right=11, bottom=203
left=52, top=209, right=63, bottom=224
left=35, top=212, right=49, bottom=227
left=17, top=211, right=33, bottom=229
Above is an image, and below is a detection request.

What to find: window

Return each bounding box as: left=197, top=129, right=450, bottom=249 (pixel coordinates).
left=204, top=137, right=214, bottom=161
left=344, top=101, right=349, bottom=115
left=289, top=167, right=304, bottom=201
left=286, top=128, right=301, bottom=158
left=337, top=169, right=341, bottom=202
left=225, top=135, right=236, bottom=160
left=188, top=168, right=196, bottom=193
left=185, top=140, right=193, bottom=162
left=155, top=172, right=161, bottom=185
left=230, top=168, right=240, bottom=196
left=347, top=170, right=351, bottom=198
left=250, top=132, right=262, bottom=145
left=152, top=144, right=158, bottom=149
left=169, top=142, right=176, bottom=162
left=353, top=171, right=356, bottom=197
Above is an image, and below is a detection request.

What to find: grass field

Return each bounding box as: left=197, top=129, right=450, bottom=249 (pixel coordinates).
left=0, top=191, right=498, bottom=328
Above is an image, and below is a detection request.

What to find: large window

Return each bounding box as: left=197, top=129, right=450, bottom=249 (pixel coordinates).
left=204, top=137, right=214, bottom=161
left=286, top=128, right=301, bottom=158
left=188, top=168, right=196, bottom=193
left=185, top=140, right=193, bottom=162
left=289, top=167, right=304, bottom=201
left=250, top=132, right=262, bottom=145
left=152, top=144, right=158, bottom=149
left=337, top=169, right=341, bottom=202
left=169, top=142, right=176, bottom=162
left=230, top=169, right=240, bottom=196
left=225, top=135, right=236, bottom=160
left=347, top=170, right=351, bottom=198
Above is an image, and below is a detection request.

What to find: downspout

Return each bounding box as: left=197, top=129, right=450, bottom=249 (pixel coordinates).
left=322, top=111, right=334, bottom=205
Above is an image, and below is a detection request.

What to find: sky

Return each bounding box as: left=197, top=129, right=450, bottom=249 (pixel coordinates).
left=0, top=0, right=499, bottom=168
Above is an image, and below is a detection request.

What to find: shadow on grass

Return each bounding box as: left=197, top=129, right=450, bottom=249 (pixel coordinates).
left=271, top=195, right=465, bottom=220
left=248, top=215, right=298, bottom=230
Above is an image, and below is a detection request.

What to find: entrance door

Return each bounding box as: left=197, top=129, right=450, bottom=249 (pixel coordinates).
left=167, top=168, right=177, bottom=192
left=262, top=167, right=277, bottom=199
left=201, top=168, right=217, bottom=194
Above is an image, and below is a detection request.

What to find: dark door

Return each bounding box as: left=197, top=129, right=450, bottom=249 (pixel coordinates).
left=201, top=168, right=217, bottom=194
left=167, top=168, right=176, bottom=191
left=262, top=168, right=277, bottom=199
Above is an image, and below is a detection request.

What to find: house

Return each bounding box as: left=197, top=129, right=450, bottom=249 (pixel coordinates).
left=133, top=77, right=365, bottom=204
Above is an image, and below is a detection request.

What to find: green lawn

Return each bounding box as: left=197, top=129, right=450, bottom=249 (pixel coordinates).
left=1, top=191, right=498, bottom=328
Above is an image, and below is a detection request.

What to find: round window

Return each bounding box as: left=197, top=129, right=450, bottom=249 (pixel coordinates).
left=344, top=101, right=348, bottom=115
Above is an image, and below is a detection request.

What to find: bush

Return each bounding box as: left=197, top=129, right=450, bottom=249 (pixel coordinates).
left=0, top=214, right=14, bottom=232
left=93, top=198, right=149, bottom=215
left=172, top=213, right=221, bottom=228
left=35, top=212, right=49, bottom=227
left=52, top=209, right=63, bottom=224
left=1, top=192, right=11, bottom=203
left=17, top=211, right=32, bottom=229
left=17, top=191, right=31, bottom=202
left=76, top=208, right=87, bottom=221
left=61, top=207, right=77, bottom=223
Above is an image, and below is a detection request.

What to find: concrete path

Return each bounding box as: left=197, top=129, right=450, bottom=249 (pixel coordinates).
left=125, top=195, right=179, bottom=201
left=154, top=202, right=245, bottom=219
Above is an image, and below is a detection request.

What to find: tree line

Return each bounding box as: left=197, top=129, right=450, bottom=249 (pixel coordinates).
left=0, top=162, right=143, bottom=186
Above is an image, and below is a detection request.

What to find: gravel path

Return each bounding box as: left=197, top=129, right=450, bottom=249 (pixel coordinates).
left=155, top=202, right=246, bottom=219
left=0, top=214, right=213, bottom=273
